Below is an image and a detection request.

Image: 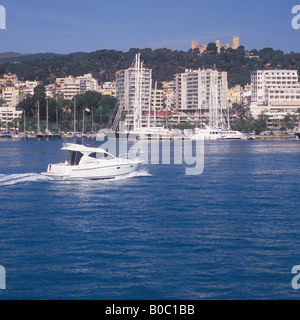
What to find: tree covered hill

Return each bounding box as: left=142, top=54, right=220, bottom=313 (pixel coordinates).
left=1, top=46, right=300, bottom=88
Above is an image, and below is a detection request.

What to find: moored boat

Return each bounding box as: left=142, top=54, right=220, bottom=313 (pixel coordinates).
left=190, top=126, right=246, bottom=140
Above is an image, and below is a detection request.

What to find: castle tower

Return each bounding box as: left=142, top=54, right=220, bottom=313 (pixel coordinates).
left=232, top=36, right=240, bottom=50
left=191, top=40, right=198, bottom=50
left=215, top=40, right=221, bottom=53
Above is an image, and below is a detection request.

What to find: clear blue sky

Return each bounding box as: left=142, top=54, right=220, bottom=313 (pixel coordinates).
left=0, top=0, right=300, bottom=54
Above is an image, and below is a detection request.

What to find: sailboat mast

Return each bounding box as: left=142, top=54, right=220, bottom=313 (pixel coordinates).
left=46, top=98, right=49, bottom=133
left=73, top=96, right=76, bottom=134
left=56, top=97, right=58, bottom=131
left=153, top=81, right=157, bottom=127
left=133, top=53, right=142, bottom=131
left=37, top=100, right=40, bottom=134
left=23, top=110, right=26, bottom=134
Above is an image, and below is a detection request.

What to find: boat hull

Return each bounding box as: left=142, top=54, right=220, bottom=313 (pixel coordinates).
left=41, top=162, right=140, bottom=180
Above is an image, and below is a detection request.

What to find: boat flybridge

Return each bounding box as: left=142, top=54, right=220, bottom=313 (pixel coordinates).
left=41, top=143, right=142, bottom=180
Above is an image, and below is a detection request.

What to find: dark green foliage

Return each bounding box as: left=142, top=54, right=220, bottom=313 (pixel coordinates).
left=2, top=46, right=300, bottom=88
left=206, top=42, right=218, bottom=53
left=280, top=113, right=297, bottom=130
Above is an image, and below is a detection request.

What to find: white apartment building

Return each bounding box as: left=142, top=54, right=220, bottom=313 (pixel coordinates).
left=250, top=70, right=300, bottom=119
left=116, top=65, right=152, bottom=128
left=78, top=73, right=98, bottom=92
left=0, top=104, right=23, bottom=130
left=2, top=87, right=24, bottom=107
left=56, top=73, right=99, bottom=100
left=174, top=69, right=228, bottom=127
left=16, top=80, right=39, bottom=90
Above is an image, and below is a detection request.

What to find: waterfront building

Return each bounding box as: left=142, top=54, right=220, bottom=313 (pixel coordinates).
left=250, top=70, right=300, bottom=124
left=174, top=68, right=229, bottom=128
left=191, top=36, right=240, bottom=54
left=56, top=73, right=99, bottom=100
left=0, top=104, right=23, bottom=131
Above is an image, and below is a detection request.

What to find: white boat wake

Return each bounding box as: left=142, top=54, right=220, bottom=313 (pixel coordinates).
left=0, top=170, right=151, bottom=187
left=0, top=173, right=52, bottom=187
left=110, top=169, right=152, bottom=181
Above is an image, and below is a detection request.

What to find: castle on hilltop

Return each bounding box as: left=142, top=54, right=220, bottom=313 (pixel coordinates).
left=191, top=36, right=240, bottom=53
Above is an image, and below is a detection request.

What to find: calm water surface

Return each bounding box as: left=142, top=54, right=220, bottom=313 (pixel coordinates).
left=0, top=139, right=299, bottom=300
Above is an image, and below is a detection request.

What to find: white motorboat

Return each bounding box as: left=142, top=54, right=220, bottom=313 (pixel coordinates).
left=190, top=126, right=246, bottom=140
left=41, top=143, right=142, bottom=180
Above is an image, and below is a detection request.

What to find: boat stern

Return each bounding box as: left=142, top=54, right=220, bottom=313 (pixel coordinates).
left=41, top=162, right=71, bottom=177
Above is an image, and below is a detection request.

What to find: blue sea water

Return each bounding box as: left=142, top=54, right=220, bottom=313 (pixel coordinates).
left=0, top=139, right=299, bottom=300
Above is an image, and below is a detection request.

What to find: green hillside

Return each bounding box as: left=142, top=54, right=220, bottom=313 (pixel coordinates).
left=1, top=46, right=300, bottom=87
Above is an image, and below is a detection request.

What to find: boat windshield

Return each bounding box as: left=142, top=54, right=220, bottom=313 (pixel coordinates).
left=69, top=151, right=84, bottom=166
left=88, top=152, right=114, bottom=160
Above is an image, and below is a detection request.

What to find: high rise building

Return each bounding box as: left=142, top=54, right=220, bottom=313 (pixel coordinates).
left=174, top=68, right=229, bottom=128
left=250, top=70, right=300, bottom=120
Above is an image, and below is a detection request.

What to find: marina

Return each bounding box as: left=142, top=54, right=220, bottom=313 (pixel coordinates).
left=1, top=128, right=299, bottom=141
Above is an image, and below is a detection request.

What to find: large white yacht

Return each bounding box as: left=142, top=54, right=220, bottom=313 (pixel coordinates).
left=190, top=126, right=246, bottom=140
left=41, top=143, right=142, bottom=180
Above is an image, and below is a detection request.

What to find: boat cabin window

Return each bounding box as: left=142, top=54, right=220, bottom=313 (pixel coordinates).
left=70, top=151, right=84, bottom=166
left=88, top=152, right=114, bottom=160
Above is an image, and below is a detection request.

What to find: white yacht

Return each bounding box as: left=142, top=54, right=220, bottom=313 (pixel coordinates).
left=41, top=143, right=142, bottom=180
left=190, top=126, right=246, bottom=140
left=217, top=131, right=247, bottom=140
left=129, top=126, right=173, bottom=139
